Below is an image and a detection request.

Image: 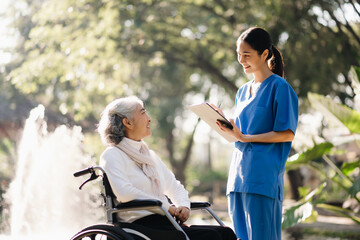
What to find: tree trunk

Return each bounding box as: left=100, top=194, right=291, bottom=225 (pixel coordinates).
left=287, top=169, right=304, bottom=200
left=166, top=119, right=201, bottom=185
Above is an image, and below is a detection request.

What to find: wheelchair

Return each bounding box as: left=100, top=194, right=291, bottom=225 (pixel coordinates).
left=70, top=166, right=236, bottom=240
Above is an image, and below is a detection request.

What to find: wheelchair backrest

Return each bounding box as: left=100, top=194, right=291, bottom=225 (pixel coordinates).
left=102, top=173, right=120, bottom=222
left=102, top=173, right=116, bottom=201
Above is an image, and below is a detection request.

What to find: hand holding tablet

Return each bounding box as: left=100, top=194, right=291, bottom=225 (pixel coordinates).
left=217, top=119, right=233, bottom=130
left=187, top=102, right=237, bottom=142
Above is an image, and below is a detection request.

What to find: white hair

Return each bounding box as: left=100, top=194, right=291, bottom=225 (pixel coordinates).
left=97, top=96, right=143, bottom=146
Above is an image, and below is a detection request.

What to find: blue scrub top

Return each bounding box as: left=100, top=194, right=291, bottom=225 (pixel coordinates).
left=226, top=74, right=298, bottom=200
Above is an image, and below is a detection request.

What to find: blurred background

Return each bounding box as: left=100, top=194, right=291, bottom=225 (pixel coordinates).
left=0, top=0, right=360, bottom=239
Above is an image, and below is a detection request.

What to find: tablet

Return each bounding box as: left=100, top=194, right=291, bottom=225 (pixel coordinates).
left=188, top=103, right=237, bottom=142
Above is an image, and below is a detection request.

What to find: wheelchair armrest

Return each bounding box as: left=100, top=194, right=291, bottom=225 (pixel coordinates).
left=115, top=199, right=162, bottom=210
left=190, top=201, right=211, bottom=209
left=190, top=201, right=225, bottom=227
left=116, top=200, right=211, bottom=210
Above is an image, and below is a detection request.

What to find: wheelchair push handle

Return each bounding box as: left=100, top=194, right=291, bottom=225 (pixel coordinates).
left=74, top=167, right=94, bottom=177
left=74, top=166, right=106, bottom=190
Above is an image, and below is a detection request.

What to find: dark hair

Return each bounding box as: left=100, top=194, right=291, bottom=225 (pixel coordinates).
left=238, top=27, right=284, bottom=78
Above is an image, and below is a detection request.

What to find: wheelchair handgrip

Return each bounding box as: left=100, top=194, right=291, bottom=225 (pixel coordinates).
left=74, top=167, right=94, bottom=177
left=190, top=202, right=211, bottom=209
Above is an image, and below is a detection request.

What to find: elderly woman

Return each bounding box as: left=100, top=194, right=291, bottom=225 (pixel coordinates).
left=97, top=96, right=236, bottom=240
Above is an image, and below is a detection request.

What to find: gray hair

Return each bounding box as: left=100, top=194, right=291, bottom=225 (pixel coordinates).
left=97, top=96, right=143, bottom=146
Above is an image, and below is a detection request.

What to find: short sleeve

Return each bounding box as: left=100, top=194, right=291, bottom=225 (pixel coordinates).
left=273, top=83, right=298, bottom=134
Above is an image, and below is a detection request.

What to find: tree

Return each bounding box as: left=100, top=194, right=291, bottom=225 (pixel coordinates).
left=6, top=0, right=134, bottom=126
left=4, top=0, right=360, bottom=183
left=6, top=0, right=360, bottom=118
left=273, top=0, right=360, bottom=100
left=3, top=0, right=211, bottom=183
left=134, top=60, right=206, bottom=184
left=114, top=0, right=360, bottom=100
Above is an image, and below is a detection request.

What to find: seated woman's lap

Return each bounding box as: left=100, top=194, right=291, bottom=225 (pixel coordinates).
left=133, top=214, right=236, bottom=240
left=189, top=225, right=237, bottom=240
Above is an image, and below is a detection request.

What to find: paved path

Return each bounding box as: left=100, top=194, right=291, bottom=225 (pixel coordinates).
left=190, top=196, right=360, bottom=239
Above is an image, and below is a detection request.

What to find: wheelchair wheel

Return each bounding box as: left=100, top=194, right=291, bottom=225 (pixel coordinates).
left=71, top=224, right=135, bottom=240
left=71, top=229, right=123, bottom=240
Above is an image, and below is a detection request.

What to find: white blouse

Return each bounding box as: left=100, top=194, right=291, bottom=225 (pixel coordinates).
left=100, top=137, right=190, bottom=222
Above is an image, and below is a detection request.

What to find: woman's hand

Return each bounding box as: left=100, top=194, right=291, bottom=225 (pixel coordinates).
left=210, top=104, right=248, bottom=142
left=168, top=205, right=177, bottom=217
left=174, top=206, right=190, bottom=224
left=216, top=120, right=295, bottom=143
left=209, top=104, right=225, bottom=116
left=168, top=205, right=190, bottom=223
left=216, top=118, right=248, bottom=142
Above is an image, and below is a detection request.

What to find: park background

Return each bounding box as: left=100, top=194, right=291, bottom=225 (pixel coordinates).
left=0, top=0, right=360, bottom=239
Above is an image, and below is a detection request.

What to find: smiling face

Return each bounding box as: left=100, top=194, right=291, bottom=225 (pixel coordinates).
left=236, top=40, right=269, bottom=75
left=125, top=103, right=152, bottom=141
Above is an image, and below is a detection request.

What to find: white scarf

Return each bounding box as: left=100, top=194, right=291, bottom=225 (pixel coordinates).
left=116, top=138, right=163, bottom=198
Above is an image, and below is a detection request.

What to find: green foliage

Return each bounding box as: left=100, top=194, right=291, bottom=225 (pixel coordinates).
left=6, top=0, right=360, bottom=122
left=8, top=0, right=133, bottom=122
left=350, top=66, right=360, bottom=96
left=0, top=138, right=16, bottom=178
left=284, top=73, right=360, bottom=227
left=286, top=142, right=334, bottom=171
left=341, top=159, right=360, bottom=176
left=284, top=149, right=360, bottom=227
left=2, top=0, right=360, bottom=200
left=349, top=177, right=360, bottom=198
left=308, top=92, right=360, bottom=134
left=282, top=183, right=325, bottom=229
left=188, top=165, right=228, bottom=196
left=317, top=203, right=360, bottom=224
left=353, top=66, right=360, bottom=77
left=5, top=0, right=360, bottom=134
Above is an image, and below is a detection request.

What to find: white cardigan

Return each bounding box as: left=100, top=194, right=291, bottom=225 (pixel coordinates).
left=100, top=137, right=190, bottom=222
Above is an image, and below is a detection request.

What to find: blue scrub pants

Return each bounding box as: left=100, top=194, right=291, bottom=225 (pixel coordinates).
left=228, top=192, right=282, bottom=240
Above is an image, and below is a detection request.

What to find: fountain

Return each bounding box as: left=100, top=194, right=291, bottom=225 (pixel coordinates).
left=2, top=105, right=102, bottom=239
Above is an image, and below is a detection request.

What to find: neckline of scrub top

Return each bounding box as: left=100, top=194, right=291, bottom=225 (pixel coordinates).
left=247, top=74, right=276, bottom=99
left=250, top=81, right=262, bottom=96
